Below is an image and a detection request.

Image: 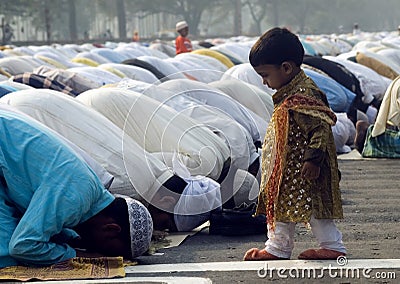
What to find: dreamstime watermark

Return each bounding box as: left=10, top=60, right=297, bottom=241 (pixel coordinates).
left=257, top=256, right=397, bottom=280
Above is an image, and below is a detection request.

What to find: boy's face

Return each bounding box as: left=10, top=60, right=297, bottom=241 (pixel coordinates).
left=254, top=63, right=292, bottom=90
left=178, top=27, right=189, bottom=37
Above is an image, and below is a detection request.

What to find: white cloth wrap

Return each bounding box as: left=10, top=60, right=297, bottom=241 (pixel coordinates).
left=172, top=154, right=222, bottom=232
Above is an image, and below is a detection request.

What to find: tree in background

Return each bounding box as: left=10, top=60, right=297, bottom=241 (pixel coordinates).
left=1, top=0, right=400, bottom=43
left=243, top=0, right=271, bottom=35
left=278, top=0, right=325, bottom=34
left=117, top=0, right=127, bottom=40
left=68, top=0, right=77, bottom=41
left=126, top=0, right=224, bottom=36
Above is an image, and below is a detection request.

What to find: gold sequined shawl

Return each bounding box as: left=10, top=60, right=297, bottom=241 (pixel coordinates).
left=256, top=70, right=342, bottom=230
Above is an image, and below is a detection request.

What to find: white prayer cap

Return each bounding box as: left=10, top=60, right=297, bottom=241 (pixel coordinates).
left=121, top=196, right=153, bottom=258
left=174, top=176, right=222, bottom=231
left=176, top=21, right=188, bottom=32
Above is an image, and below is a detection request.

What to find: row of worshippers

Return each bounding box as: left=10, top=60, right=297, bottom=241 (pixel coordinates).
left=1, top=62, right=370, bottom=167
left=0, top=46, right=395, bottom=159
left=3, top=41, right=398, bottom=158
left=0, top=83, right=265, bottom=268
left=0, top=63, right=361, bottom=158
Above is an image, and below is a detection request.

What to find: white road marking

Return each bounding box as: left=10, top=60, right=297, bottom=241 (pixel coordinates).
left=29, top=277, right=212, bottom=284
left=126, top=259, right=400, bottom=274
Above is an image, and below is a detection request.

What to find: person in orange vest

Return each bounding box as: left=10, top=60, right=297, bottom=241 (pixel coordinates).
left=175, top=21, right=193, bottom=55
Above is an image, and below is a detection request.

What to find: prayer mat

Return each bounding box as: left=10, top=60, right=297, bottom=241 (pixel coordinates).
left=0, top=257, right=126, bottom=281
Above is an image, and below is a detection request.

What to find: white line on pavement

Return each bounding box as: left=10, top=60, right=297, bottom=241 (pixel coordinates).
left=126, top=259, right=400, bottom=274
left=21, top=276, right=212, bottom=284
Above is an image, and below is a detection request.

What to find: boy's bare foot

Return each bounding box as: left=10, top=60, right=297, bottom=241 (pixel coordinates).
left=354, top=120, right=369, bottom=153
left=243, top=248, right=288, bottom=261
left=298, top=248, right=346, bottom=260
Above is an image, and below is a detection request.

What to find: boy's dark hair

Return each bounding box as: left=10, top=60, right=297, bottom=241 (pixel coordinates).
left=249, top=27, right=304, bottom=67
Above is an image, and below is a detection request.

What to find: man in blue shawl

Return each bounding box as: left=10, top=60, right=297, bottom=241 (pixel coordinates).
left=0, top=109, right=152, bottom=268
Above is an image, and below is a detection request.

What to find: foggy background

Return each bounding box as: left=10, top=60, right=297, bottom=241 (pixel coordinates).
left=1, top=0, right=399, bottom=45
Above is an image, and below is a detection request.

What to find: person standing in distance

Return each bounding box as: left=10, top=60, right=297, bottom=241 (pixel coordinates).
left=175, top=21, right=193, bottom=55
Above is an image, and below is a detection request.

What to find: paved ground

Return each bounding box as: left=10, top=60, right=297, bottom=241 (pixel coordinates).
left=127, top=157, right=400, bottom=283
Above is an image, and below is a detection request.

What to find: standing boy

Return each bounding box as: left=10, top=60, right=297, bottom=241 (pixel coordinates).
left=243, top=27, right=346, bottom=260
left=175, top=21, right=193, bottom=55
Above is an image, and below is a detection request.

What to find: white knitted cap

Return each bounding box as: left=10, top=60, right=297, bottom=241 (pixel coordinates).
left=176, top=21, right=188, bottom=31
left=122, top=196, right=153, bottom=258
